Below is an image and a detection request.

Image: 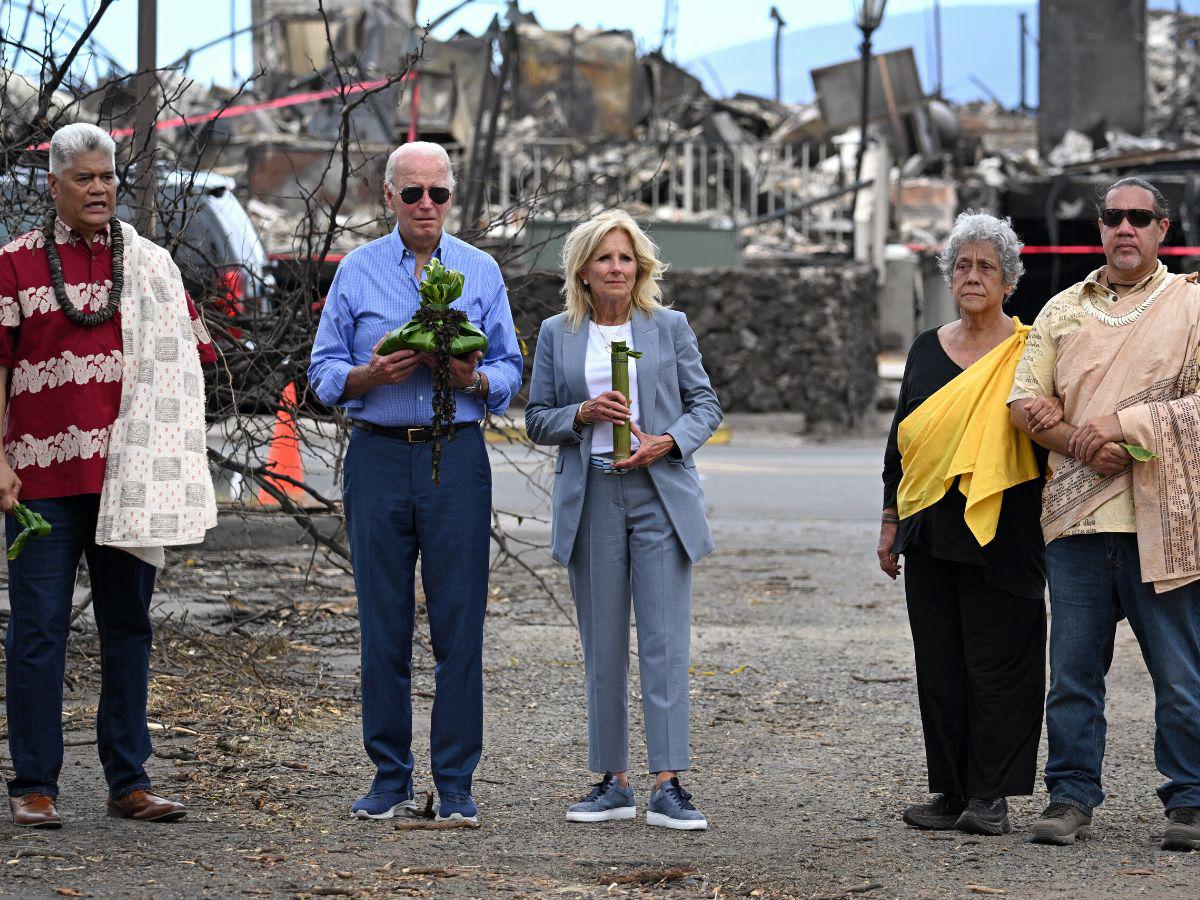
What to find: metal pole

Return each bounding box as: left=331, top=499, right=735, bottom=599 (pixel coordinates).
left=1176, top=0, right=1184, bottom=132
left=933, top=0, right=942, bottom=97
left=133, top=0, right=157, bottom=236
left=1018, top=12, right=1027, bottom=112
left=851, top=26, right=874, bottom=241
left=230, top=0, right=237, bottom=81
left=770, top=6, right=786, bottom=104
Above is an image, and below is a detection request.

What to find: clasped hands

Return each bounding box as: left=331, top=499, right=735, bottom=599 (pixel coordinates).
left=1019, top=397, right=1130, bottom=476
left=367, top=339, right=482, bottom=390
left=575, top=390, right=676, bottom=468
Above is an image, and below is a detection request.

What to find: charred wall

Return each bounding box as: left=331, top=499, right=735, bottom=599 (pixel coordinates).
left=1039, top=1, right=1146, bottom=157
left=507, top=264, right=879, bottom=429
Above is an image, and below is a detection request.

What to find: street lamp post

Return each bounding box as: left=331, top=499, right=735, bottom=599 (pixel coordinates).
left=850, top=0, right=888, bottom=246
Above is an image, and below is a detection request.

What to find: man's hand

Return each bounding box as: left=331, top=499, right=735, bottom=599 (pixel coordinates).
left=1069, top=414, right=1125, bottom=464
left=1024, top=395, right=1064, bottom=433
left=1089, top=441, right=1132, bottom=476
left=419, top=350, right=484, bottom=390
left=611, top=424, right=675, bottom=469
left=0, top=462, right=21, bottom=513
left=366, top=339, right=422, bottom=388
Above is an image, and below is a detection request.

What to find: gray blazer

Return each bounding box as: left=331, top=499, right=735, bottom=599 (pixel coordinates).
left=525, top=307, right=723, bottom=566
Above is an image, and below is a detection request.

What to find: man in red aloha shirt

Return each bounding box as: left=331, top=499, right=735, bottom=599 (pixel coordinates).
left=0, top=123, right=216, bottom=829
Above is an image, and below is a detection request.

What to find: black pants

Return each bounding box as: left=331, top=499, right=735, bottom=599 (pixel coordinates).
left=904, top=550, right=1046, bottom=798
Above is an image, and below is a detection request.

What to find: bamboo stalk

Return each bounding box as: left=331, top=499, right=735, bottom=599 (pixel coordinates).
left=610, top=340, right=642, bottom=461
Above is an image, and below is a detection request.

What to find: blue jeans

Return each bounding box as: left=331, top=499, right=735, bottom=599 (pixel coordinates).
left=5, top=495, right=157, bottom=800
left=343, top=425, right=491, bottom=798
left=1045, top=533, right=1200, bottom=814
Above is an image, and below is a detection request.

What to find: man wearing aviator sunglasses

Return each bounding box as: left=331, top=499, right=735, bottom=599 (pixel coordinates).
left=1008, top=176, right=1200, bottom=852
left=396, top=185, right=452, bottom=205
left=308, top=141, right=522, bottom=829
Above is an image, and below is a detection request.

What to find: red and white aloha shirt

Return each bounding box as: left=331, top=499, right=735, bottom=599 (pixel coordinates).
left=0, top=218, right=216, bottom=501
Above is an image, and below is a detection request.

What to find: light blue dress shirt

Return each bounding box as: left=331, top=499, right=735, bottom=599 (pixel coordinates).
left=308, top=227, right=523, bottom=424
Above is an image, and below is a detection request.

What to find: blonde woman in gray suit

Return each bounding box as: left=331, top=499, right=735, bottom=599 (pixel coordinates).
left=525, top=209, right=722, bottom=830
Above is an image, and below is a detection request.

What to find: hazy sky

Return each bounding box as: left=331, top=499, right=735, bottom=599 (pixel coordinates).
left=7, top=0, right=1200, bottom=88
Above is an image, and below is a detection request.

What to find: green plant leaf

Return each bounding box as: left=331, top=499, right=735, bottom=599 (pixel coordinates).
left=1121, top=442, right=1158, bottom=462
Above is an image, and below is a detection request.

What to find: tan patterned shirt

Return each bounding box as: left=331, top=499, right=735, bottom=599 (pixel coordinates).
left=1007, top=263, right=1200, bottom=536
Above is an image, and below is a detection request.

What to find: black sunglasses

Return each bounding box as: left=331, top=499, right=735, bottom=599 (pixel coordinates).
left=398, top=185, right=451, bottom=205
left=1100, top=207, right=1160, bottom=228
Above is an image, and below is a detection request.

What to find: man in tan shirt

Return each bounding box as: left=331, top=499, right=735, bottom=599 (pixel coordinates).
left=1009, top=176, right=1200, bottom=852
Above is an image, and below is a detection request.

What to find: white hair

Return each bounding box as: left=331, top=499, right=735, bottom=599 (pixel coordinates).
left=384, top=141, right=455, bottom=192
left=939, top=209, right=1025, bottom=288
left=49, top=123, right=116, bottom=176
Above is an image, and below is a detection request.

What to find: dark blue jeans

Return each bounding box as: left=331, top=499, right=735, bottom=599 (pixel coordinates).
left=343, top=425, right=491, bottom=798
left=1045, top=533, right=1200, bottom=814
left=5, top=495, right=157, bottom=800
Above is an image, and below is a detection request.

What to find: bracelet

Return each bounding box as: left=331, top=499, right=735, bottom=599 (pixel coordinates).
left=881, top=513, right=899, bottom=524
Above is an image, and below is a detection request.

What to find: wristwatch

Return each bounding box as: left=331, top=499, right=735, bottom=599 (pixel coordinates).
left=463, top=371, right=484, bottom=397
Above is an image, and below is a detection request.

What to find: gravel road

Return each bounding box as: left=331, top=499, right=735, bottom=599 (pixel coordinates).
left=0, top=433, right=1196, bottom=898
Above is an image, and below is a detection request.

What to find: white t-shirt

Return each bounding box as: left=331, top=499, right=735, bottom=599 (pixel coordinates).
left=583, top=320, right=640, bottom=455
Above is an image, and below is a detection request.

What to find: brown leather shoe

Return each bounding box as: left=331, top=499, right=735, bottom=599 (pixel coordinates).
left=10, top=792, right=62, bottom=829
left=106, top=790, right=186, bottom=822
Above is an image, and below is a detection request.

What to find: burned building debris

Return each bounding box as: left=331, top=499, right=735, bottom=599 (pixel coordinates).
left=11, top=1, right=1200, bottom=417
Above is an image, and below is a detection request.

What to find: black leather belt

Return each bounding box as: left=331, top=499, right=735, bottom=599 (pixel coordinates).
left=352, top=420, right=477, bottom=443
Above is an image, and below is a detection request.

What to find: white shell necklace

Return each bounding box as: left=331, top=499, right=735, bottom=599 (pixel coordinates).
left=1085, top=273, right=1178, bottom=327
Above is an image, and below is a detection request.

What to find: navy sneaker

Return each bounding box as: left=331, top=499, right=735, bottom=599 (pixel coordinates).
left=646, top=777, right=707, bottom=831
left=566, top=773, right=636, bottom=823
left=434, top=793, right=479, bottom=824
left=351, top=788, right=419, bottom=820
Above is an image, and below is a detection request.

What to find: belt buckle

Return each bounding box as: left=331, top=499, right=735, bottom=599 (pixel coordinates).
left=406, top=427, right=423, bottom=443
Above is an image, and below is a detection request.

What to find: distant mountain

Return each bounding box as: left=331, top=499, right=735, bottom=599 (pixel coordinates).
left=686, top=3, right=1037, bottom=109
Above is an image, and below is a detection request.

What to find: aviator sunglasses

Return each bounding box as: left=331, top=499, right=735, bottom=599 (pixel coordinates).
left=1100, top=208, right=1161, bottom=228
left=398, top=185, right=451, bottom=205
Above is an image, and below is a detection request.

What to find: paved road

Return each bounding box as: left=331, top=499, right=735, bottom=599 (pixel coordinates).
left=490, top=434, right=887, bottom=556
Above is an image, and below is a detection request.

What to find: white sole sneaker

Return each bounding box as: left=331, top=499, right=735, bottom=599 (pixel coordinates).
left=566, top=806, right=637, bottom=823
left=351, top=800, right=420, bottom=820
left=646, top=810, right=708, bottom=830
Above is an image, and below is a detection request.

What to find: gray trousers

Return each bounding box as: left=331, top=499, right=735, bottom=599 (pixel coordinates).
left=567, top=465, right=693, bottom=774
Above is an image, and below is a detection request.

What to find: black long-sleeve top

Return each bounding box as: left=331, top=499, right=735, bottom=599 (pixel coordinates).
left=882, top=328, right=1047, bottom=599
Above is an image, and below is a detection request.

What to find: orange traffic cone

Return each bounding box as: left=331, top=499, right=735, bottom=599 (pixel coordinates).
left=258, top=381, right=306, bottom=506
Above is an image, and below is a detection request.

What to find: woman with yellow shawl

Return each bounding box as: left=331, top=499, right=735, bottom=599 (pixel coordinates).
left=879, top=212, right=1057, bottom=838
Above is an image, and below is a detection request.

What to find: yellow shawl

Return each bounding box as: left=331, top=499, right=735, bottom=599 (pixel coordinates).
left=896, top=318, right=1039, bottom=546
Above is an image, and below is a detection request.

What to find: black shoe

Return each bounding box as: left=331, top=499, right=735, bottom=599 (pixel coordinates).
left=903, top=794, right=966, bottom=830
left=955, top=796, right=1011, bottom=836
left=1162, top=807, right=1200, bottom=852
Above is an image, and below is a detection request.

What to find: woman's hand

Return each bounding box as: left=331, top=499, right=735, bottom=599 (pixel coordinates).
left=877, top=519, right=901, bottom=580
left=576, top=391, right=630, bottom=426
left=1024, top=395, right=1064, bottom=432
left=611, top=424, right=676, bottom=469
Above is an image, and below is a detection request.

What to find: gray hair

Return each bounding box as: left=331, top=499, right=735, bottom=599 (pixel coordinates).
left=1098, top=176, right=1170, bottom=220
left=49, top=123, right=116, bottom=176
left=939, top=210, right=1025, bottom=288
left=384, top=141, right=455, bottom=192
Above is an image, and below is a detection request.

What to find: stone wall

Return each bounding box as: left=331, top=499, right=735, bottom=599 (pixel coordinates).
left=505, top=263, right=879, bottom=430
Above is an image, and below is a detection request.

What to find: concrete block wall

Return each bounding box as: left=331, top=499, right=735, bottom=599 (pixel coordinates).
left=506, top=263, right=879, bottom=430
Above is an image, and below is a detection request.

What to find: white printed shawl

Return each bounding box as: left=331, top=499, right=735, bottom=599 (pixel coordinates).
left=94, top=222, right=217, bottom=565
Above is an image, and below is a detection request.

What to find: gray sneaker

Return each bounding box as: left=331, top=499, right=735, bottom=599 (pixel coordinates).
left=565, top=773, right=635, bottom=823
left=647, top=777, right=707, bottom=831
left=1030, top=802, right=1093, bottom=845
left=1162, top=807, right=1200, bottom=852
